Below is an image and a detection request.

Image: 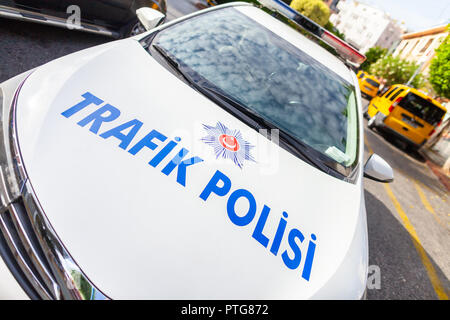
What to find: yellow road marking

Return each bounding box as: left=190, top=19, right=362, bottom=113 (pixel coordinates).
left=396, top=167, right=448, bottom=199
left=365, top=135, right=449, bottom=300
left=413, top=180, right=444, bottom=227
left=366, top=134, right=447, bottom=224
left=383, top=184, right=448, bottom=300
left=365, top=130, right=448, bottom=199
left=364, top=136, right=374, bottom=154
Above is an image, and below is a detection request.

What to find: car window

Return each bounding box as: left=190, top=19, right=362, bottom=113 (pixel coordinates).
left=385, top=87, right=398, bottom=99
left=365, top=78, right=380, bottom=88
left=379, top=86, right=390, bottom=96
left=382, top=87, right=393, bottom=98
left=389, top=88, right=404, bottom=101
left=152, top=7, right=359, bottom=171
left=398, top=93, right=445, bottom=126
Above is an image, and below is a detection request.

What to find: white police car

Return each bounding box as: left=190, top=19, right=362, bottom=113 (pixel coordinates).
left=0, top=1, right=394, bottom=300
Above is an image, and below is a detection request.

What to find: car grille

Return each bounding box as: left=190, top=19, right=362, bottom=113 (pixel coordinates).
left=0, top=78, right=107, bottom=300
left=0, top=200, right=57, bottom=299
left=0, top=177, right=110, bottom=300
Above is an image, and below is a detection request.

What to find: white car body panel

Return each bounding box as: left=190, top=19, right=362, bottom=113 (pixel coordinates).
left=2, top=4, right=368, bottom=299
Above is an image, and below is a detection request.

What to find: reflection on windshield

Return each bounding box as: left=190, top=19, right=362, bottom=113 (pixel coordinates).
left=153, top=7, right=358, bottom=168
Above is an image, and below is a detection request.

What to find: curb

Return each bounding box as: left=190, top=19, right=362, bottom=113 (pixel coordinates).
left=425, top=159, right=450, bottom=192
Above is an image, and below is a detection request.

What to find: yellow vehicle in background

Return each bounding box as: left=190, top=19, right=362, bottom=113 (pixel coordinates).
left=357, top=71, right=381, bottom=99
left=366, top=84, right=447, bottom=150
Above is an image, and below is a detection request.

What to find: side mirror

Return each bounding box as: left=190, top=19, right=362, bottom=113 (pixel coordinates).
left=364, top=154, right=394, bottom=183
left=136, top=7, right=165, bottom=31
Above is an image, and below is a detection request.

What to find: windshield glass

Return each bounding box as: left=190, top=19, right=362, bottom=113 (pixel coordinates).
left=399, top=93, right=445, bottom=126
left=152, top=7, right=359, bottom=170
left=365, top=78, right=380, bottom=88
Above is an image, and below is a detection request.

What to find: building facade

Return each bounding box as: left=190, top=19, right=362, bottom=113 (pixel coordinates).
left=393, top=24, right=449, bottom=76
left=324, top=0, right=341, bottom=13
left=330, top=0, right=404, bottom=53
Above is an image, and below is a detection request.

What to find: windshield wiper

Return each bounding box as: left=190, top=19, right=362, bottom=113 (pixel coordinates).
left=152, top=44, right=194, bottom=84
left=200, top=85, right=273, bottom=130
left=199, top=86, right=334, bottom=175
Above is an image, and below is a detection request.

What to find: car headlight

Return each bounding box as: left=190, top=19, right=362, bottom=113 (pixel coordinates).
left=0, top=74, right=107, bottom=300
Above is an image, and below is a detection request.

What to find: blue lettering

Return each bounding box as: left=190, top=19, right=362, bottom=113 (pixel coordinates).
left=61, top=92, right=103, bottom=118
left=77, top=104, right=121, bottom=134
left=128, top=129, right=167, bottom=155
left=99, top=119, right=143, bottom=149
left=149, top=137, right=180, bottom=168
left=270, top=211, right=288, bottom=256
left=281, top=228, right=304, bottom=270
left=61, top=92, right=319, bottom=279
left=252, top=205, right=271, bottom=248
left=199, top=170, right=232, bottom=201
left=302, top=234, right=317, bottom=281
left=161, top=148, right=203, bottom=187
left=226, top=189, right=256, bottom=227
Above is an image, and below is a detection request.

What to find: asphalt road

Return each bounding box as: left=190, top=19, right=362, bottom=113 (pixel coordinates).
left=362, top=98, right=450, bottom=300
left=0, top=0, right=202, bottom=83
left=0, top=1, right=449, bottom=300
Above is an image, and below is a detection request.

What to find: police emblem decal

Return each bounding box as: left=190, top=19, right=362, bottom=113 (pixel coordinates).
left=201, top=122, right=255, bottom=168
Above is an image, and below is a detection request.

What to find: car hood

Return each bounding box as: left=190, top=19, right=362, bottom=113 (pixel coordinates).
left=14, top=39, right=367, bottom=299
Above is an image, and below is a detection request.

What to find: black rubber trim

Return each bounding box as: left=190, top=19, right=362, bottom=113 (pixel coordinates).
left=12, top=202, right=54, bottom=277
left=363, top=172, right=393, bottom=183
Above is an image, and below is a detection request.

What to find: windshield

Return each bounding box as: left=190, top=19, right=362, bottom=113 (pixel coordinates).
left=399, top=93, right=446, bottom=126
left=151, top=7, right=359, bottom=172
left=365, top=78, right=380, bottom=88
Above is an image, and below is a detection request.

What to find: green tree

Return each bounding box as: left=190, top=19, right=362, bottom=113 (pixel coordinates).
left=369, top=54, right=424, bottom=88
left=429, top=31, right=450, bottom=98
left=359, top=46, right=388, bottom=72
left=324, top=21, right=345, bottom=41
left=290, top=0, right=330, bottom=27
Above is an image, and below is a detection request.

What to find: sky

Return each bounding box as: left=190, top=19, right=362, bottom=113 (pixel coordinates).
left=356, top=0, right=450, bottom=32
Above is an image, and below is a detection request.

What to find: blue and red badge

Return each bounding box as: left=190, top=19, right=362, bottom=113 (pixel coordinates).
left=201, top=122, right=255, bottom=169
